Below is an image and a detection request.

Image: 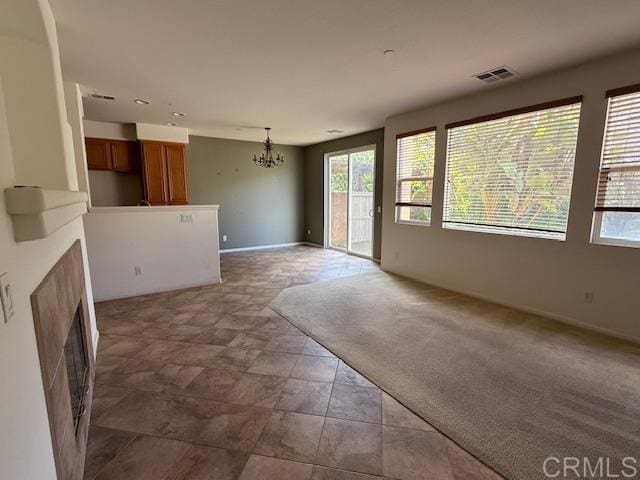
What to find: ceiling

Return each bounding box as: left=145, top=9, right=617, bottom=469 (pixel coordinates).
left=50, top=0, right=640, bottom=146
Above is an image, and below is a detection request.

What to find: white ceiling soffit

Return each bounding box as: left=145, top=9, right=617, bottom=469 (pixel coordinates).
left=50, top=0, right=640, bottom=146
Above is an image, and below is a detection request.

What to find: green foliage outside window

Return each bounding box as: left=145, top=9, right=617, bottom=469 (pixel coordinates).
left=445, top=105, right=580, bottom=235
left=399, top=133, right=435, bottom=222
left=330, top=150, right=375, bottom=193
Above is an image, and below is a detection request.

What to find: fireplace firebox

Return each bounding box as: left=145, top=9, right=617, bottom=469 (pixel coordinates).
left=64, top=304, right=89, bottom=434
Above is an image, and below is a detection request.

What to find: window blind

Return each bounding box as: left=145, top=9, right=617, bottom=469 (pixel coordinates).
left=595, top=87, right=640, bottom=213
left=395, top=128, right=436, bottom=224
left=444, top=98, right=582, bottom=239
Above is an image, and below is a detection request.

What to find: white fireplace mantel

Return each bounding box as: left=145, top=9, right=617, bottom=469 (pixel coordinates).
left=4, top=187, right=88, bottom=242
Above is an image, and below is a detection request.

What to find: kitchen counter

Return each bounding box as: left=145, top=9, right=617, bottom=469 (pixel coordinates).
left=89, top=204, right=219, bottom=213
left=84, top=204, right=221, bottom=301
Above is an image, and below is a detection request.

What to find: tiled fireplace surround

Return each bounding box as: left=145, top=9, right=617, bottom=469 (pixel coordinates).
left=85, top=246, right=501, bottom=480
left=31, top=240, right=95, bottom=480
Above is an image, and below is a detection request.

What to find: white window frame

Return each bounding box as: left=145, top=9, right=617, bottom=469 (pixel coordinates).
left=591, top=212, right=640, bottom=248
left=394, top=128, right=436, bottom=227
left=590, top=85, right=640, bottom=249
left=442, top=97, right=583, bottom=241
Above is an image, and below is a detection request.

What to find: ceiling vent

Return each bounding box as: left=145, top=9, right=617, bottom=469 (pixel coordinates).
left=474, top=66, right=517, bottom=83
left=88, top=93, right=116, bottom=101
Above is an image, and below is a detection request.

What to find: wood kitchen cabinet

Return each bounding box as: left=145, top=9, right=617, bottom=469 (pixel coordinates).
left=85, top=138, right=111, bottom=170
left=111, top=140, right=140, bottom=171
left=85, top=137, right=140, bottom=172
left=140, top=141, right=188, bottom=205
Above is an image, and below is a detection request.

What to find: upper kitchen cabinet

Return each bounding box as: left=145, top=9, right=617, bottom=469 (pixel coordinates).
left=85, top=138, right=111, bottom=170
left=85, top=137, right=140, bottom=172
left=111, top=140, right=140, bottom=171
left=140, top=141, right=166, bottom=205
left=140, top=141, right=188, bottom=205
left=165, top=143, right=188, bottom=205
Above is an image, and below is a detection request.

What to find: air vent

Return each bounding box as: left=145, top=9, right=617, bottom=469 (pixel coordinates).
left=89, top=93, right=116, bottom=101
left=474, top=66, right=517, bottom=83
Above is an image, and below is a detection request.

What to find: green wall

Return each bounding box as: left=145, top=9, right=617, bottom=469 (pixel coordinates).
left=187, top=135, right=305, bottom=249
left=303, top=129, right=385, bottom=259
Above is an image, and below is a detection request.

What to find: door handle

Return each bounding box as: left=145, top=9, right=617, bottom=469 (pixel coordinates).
left=369, top=209, right=374, bottom=217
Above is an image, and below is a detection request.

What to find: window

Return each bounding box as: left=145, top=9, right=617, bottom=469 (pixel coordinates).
left=443, top=97, right=582, bottom=240
left=592, top=84, right=640, bottom=247
left=395, top=128, right=436, bottom=225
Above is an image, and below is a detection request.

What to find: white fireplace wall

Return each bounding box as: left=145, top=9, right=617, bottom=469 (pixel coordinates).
left=0, top=1, right=98, bottom=479
left=0, top=1, right=76, bottom=190
left=64, top=82, right=92, bottom=203
left=0, top=77, right=87, bottom=480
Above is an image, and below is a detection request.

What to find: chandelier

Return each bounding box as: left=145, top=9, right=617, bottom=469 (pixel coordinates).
left=253, top=127, right=284, bottom=168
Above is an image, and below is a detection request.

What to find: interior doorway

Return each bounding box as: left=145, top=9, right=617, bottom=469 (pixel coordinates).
left=325, top=145, right=375, bottom=258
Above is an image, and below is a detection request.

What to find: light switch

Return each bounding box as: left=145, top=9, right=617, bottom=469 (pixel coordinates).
left=0, top=272, right=15, bottom=323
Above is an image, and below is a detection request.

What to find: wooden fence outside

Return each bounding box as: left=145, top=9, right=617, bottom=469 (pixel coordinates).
left=330, top=192, right=373, bottom=253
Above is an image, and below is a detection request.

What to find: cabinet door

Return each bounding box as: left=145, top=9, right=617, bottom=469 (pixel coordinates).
left=85, top=138, right=112, bottom=170
left=141, top=142, right=168, bottom=205
left=165, top=143, right=188, bottom=205
left=111, top=140, right=139, bottom=172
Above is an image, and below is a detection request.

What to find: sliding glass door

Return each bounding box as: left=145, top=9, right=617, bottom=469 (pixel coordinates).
left=328, top=153, right=349, bottom=250
left=348, top=149, right=375, bottom=256
left=326, top=146, right=375, bottom=258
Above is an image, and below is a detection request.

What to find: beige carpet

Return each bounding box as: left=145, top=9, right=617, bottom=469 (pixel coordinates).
left=270, top=271, right=640, bottom=480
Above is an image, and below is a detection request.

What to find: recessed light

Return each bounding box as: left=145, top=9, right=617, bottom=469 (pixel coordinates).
left=383, top=49, right=395, bottom=55
left=165, top=122, right=176, bottom=126
left=134, top=99, right=150, bottom=105
left=326, top=129, right=344, bottom=134
left=172, top=112, right=185, bottom=117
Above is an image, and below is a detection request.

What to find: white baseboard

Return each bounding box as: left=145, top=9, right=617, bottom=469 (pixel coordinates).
left=93, top=278, right=222, bottom=302
left=381, top=266, right=640, bottom=345
left=220, top=242, right=305, bottom=253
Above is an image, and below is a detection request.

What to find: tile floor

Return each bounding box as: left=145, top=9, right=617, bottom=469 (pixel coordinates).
left=86, top=246, right=502, bottom=480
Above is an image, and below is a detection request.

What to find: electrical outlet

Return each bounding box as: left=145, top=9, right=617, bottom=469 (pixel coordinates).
left=222, top=235, right=228, bottom=242
left=584, top=291, right=594, bottom=304
left=0, top=272, right=15, bottom=323
left=180, top=214, right=194, bottom=223
left=134, top=265, right=143, bottom=276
